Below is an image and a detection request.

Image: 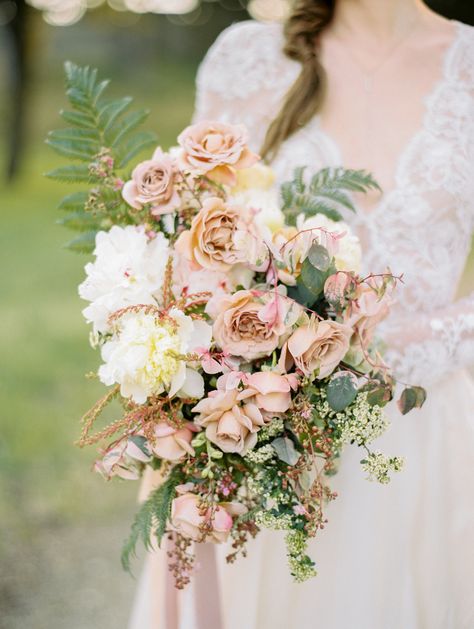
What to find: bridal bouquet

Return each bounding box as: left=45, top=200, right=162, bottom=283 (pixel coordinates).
left=48, top=64, right=426, bottom=588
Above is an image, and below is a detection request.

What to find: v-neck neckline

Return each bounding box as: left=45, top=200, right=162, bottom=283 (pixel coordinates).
left=301, top=20, right=464, bottom=220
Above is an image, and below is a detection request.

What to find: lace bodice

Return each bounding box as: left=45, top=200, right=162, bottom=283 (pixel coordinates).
left=193, top=19, right=474, bottom=386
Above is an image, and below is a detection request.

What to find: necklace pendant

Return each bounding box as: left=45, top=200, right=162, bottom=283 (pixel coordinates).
left=363, top=75, right=374, bottom=94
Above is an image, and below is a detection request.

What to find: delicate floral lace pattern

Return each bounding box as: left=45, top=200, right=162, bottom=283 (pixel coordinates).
left=194, top=20, right=474, bottom=386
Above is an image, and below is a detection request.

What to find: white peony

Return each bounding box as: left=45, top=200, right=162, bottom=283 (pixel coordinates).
left=79, top=225, right=169, bottom=333
left=297, top=213, right=362, bottom=273
left=98, top=307, right=212, bottom=404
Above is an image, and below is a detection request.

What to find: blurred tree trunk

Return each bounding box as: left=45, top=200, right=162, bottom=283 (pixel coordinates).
left=4, top=0, right=31, bottom=182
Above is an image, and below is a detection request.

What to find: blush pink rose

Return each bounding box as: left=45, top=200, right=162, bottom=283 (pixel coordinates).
left=212, top=290, right=281, bottom=361
left=238, top=371, right=297, bottom=415
left=192, top=389, right=264, bottom=454
left=171, top=493, right=234, bottom=543
left=122, top=147, right=180, bottom=215
left=150, top=421, right=199, bottom=462
left=177, top=120, right=259, bottom=185
left=280, top=320, right=351, bottom=379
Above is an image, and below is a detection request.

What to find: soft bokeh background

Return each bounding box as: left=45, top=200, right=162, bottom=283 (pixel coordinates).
left=1, top=1, right=473, bottom=627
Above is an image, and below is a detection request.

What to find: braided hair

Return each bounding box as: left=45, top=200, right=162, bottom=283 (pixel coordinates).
left=260, top=0, right=335, bottom=161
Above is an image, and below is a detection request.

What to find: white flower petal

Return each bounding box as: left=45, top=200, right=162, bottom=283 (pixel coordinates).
left=178, top=368, right=205, bottom=400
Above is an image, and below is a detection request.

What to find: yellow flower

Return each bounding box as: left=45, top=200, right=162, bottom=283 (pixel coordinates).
left=232, top=163, right=275, bottom=192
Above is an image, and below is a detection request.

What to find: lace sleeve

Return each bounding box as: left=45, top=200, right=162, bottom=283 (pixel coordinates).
left=192, top=19, right=299, bottom=152
left=382, top=289, right=474, bottom=386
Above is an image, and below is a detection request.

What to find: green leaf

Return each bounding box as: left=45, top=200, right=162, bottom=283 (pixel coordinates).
left=57, top=191, right=89, bottom=212
left=271, top=437, right=300, bottom=466
left=366, top=385, right=393, bottom=407
left=45, top=164, right=92, bottom=183
left=397, top=386, right=427, bottom=415
left=121, top=468, right=183, bottom=573
left=307, top=243, right=331, bottom=272
left=116, top=130, right=158, bottom=168
left=287, top=281, right=316, bottom=308
left=109, top=109, right=151, bottom=148
left=63, top=231, right=97, bottom=253
left=281, top=166, right=380, bottom=226
left=45, top=137, right=99, bottom=161
left=60, top=109, right=96, bottom=129
left=327, top=372, right=358, bottom=412
left=98, top=97, right=133, bottom=133
left=299, top=258, right=331, bottom=298
left=57, top=211, right=102, bottom=232
left=49, top=128, right=100, bottom=142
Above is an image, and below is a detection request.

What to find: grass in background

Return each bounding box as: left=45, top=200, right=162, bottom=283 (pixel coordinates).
left=0, top=60, right=195, bottom=629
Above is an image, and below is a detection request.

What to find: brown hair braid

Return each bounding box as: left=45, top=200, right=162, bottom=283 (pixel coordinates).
left=260, top=0, right=335, bottom=161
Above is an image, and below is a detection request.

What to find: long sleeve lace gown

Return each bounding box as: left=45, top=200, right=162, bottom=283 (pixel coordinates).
left=129, top=19, right=474, bottom=629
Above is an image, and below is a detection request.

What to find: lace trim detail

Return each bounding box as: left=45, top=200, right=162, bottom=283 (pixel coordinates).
left=193, top=20, right=474, bottom=384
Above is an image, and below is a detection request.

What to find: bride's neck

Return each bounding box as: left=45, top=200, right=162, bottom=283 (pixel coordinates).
left=331, top=0, right=428, bottom=42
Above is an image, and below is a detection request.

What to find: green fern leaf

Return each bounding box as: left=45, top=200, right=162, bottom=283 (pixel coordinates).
left=60, top=109, right=96, bottom=129
left=45, top=137, right=99, bottom=161
left=116, top=130, right=158, bottom=168
left=45, top=164, right=93, bottom=183
left=98, top=97, right=133, bottom=133
left=57, top=191, right=89, bottom=211
left=121, top=468, right=183, bottom=573
left=57, top=211, right=104, bottom=232
left=109, top=109, right=151, bottom=148
left=63, top=231, right=97, bottom=253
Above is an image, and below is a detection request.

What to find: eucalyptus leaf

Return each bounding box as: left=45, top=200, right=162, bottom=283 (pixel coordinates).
left=307, top=243, right=331, bottom=272
left=299, top=258, right=328, bottom=297
left=327, top=372, right=358, bottom=412
left=397, top=386, right=427, bottom=415
left=271, top=437, right=300, bottom=466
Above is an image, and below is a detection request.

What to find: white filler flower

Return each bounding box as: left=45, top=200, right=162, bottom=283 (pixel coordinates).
left=98, top=307, right=212, bottom=404
left=79, top=225, right=169, bottom=333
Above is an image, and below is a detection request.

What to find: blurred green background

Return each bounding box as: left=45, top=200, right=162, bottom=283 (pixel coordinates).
left=0, top=1, right=473, bottom=628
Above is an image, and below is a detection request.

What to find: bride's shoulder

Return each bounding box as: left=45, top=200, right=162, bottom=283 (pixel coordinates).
left=196, top=20, right=298, bottom=100
left=450, top=20, right=474, bottom=84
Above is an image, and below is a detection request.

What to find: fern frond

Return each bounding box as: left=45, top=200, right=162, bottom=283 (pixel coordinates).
left=63, top=231, right=97, bottom=253
left=121, top=468, right=183, bottom=573
left=281, top=166, right=380, bottom=225
left=45, top=164, right=94, bottom=183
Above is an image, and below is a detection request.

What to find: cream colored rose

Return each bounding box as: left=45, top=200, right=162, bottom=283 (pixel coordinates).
left=177, top=121, right=259, bottom=185
left=175, top=197, right=267, bottom=272
left=122, top=147, right=180, bottom=215
left=280, top=320, right=351, bottom=379
left=192, top=389, right=264, bottom=454
left=212, top=290, right=281, bottom=361
left=170, top=493, right=233, bottom=543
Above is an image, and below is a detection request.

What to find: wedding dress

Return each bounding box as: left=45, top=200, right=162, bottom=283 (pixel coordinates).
left=129, top=19, right=474, bottom=629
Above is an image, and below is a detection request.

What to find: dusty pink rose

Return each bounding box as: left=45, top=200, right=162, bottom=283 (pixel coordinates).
left=212, top=290, right=281, bottom=361
left=280, top=320, right=351, bottom=379
left=177, top=120, right=259, bottom=185
left=150, top=421, right=199, bottom=462
left=171, top=493, right=233, bottom=543
left=122, top=147, right=180, bottom=215
left=175, top=197, right=266, bottom=272
left=239, top=371, right=297, bottom=415
left=192, top=389, right=264, bottom=454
